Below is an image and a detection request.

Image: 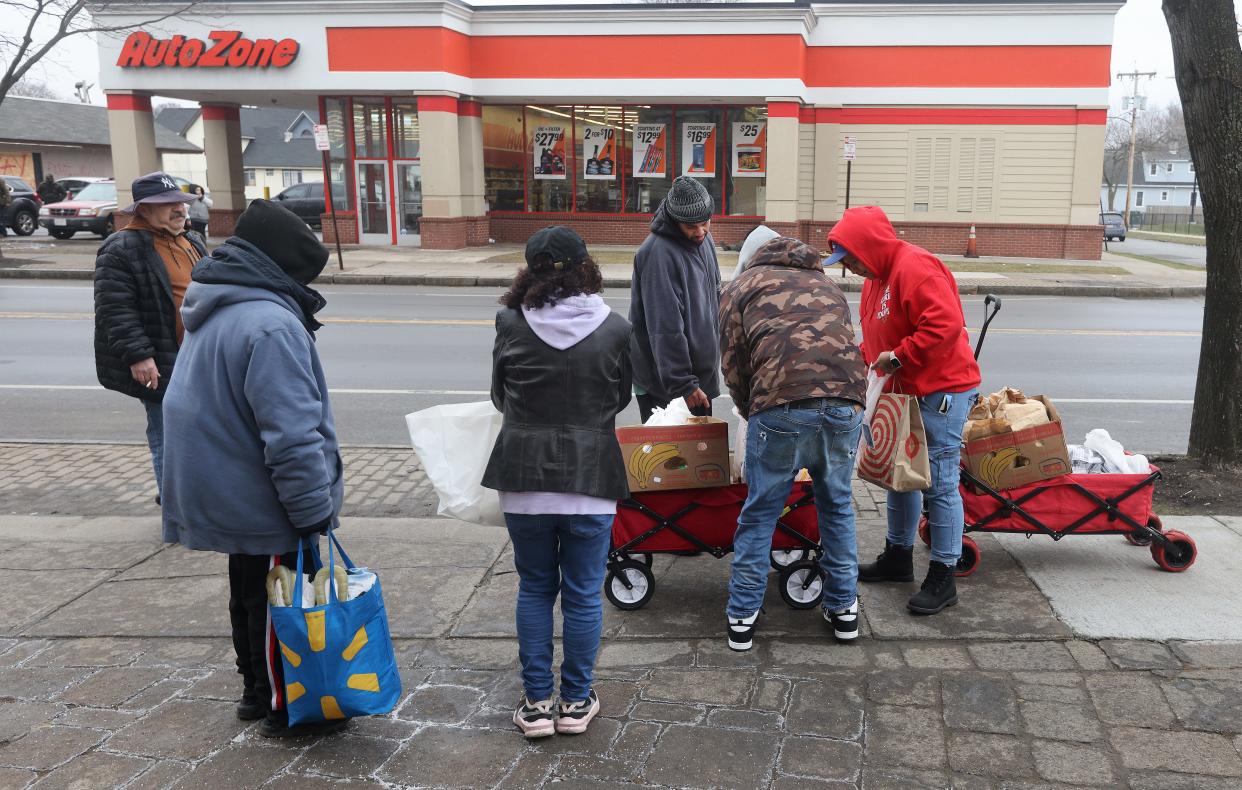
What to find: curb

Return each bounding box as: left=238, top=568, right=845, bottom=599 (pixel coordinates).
left=0, top=266, right=1206, bottom=298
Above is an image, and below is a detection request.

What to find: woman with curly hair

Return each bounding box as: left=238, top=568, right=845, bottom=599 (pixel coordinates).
left=482, top=226, right=632, bottom=739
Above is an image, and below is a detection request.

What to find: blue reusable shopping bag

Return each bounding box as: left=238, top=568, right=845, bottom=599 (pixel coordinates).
left=268, top=530, right=402, bottom=726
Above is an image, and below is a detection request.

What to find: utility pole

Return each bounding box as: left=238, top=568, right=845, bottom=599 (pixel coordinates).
left=1117, top=69, right=1156, bottom=229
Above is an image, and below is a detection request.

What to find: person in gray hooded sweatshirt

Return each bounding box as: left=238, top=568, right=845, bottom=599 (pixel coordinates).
left=482, top=226, right=632, bottom=740
left=160, top=199, right=346, bottom=740
left=629, top=175, right=721, bottom=422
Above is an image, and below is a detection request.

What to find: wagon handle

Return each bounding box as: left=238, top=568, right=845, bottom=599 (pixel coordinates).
left=973, top=294, right=1002, bottom=361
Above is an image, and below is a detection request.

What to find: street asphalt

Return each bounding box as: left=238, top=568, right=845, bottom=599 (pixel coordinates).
left=1111, top=236, right=1207, bottom=266
left=0, top=280, right=1205, bottom=453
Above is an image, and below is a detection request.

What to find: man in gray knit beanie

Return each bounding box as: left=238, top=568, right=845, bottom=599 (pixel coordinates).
left=628, top=175, right=721, bottom=422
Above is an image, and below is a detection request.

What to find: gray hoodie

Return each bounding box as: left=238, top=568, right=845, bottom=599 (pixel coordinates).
left=160, top=239, right=342, bottom=556
left=628, top=202, right=722, bottom=404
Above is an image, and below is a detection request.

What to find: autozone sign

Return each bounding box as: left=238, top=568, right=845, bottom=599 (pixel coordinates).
left=117, top=31, right=299, bottom=69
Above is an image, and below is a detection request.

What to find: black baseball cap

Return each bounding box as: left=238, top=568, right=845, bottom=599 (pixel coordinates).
left=124, top=171, right=196, bottom=213
left=525, top=225, right=589, bottom=270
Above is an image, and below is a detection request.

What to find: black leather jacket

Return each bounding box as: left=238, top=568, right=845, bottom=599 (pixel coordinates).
left=482, top=307, right=633, bottom=501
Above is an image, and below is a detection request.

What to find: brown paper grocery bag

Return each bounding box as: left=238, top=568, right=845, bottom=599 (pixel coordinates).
left=857, top=393, right=931, bottom=492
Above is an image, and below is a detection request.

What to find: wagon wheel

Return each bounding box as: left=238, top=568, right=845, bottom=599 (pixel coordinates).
left=770, top=548, right=810, bottom=571
left=955, top=536, right=981, bottom=577
left=918, top=517, right=931, bottom=546
left=778, top=560, right=824, bottom=610
left=1150, top=530, right=1197, bottom=573
left=1125, top=514, right=1163, bottom=547
left=628, top=552, right=654, bottom=568
left=604, top=560, right=655, bottom=610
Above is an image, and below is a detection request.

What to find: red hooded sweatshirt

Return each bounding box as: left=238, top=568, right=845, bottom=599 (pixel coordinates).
left=828, top=206, right=981, bottom=397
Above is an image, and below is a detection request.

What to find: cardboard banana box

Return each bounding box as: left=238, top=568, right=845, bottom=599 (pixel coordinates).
left=962, top=396, right=1071, bottom=491
left=616, top=417, right=730, bottom=492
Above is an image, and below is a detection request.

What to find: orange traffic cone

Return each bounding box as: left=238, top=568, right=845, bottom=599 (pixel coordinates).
left=965, top=224, right=980, bottom=258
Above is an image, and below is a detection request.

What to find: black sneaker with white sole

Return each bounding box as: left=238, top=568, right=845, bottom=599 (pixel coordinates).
left=513, top=695, right=557, bottom=738
left=726, top=611, right=759, bottom=652
left=556, top=690, right=600, bottom=734
left=824, top=597, right=860, bottom=642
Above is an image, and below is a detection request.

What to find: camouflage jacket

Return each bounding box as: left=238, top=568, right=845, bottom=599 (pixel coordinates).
left=718, top=237, right=867, bottom=418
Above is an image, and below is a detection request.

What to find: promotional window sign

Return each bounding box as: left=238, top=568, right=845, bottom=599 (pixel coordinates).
left=582, top=124, right=618, bottom=181
left=681, top=123, right=717, bottom=178
left=731, top=121, right=767, bottom=178
left=532, top=126, right=567, bottom=180
left=632, top=124, right=667, bottom=179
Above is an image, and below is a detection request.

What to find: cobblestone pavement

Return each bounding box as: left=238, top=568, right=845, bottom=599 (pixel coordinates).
left=0, top=442, right=884, bottom=521
left=1, top=442, right=439, bottom=519
left=1, top=443, right=1239, bottom=789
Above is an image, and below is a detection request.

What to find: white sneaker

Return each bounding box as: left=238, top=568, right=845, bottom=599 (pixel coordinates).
left=513, top=695, right=556, bottom=738
left=824, top=597, right=859, bottom=642
left=555, top=690, right=600, bottom=734
left=727, top=612, right=759, bottom=652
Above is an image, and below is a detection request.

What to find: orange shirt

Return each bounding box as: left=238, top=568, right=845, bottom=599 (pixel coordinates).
left=128, top=216, right=200, bottom=344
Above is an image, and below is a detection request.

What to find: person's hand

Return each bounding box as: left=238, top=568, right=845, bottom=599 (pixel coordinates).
left=130, top=358, right=160, bottom=390
left=684, top=388, right=711, bottom=412
left=871, top=351, right=901, bottom=375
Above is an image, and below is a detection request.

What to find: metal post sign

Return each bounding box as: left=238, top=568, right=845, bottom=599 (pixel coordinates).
left=310, top=124, right=330, bottom=150
left=843, top=135, right=857, bottom=161
left=313, top=124, right=330, bottom=152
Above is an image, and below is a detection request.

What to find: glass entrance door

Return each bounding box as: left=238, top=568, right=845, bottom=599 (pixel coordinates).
left=355, top=161, right=390, bottom=244
left=396, top=163, right=422, bottom=246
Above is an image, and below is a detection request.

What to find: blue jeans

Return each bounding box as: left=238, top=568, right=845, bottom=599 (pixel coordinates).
left=728, top=399, right=865, bottom=616
left=143, top=400, right=164, bottom=496
left=504, top=513, right=613, bottom=703
left=886, top=389, right=979, bottom=565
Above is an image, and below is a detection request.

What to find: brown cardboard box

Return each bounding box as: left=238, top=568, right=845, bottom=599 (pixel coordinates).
left=616, top=418, right=730, bottom=492
left=962, top=396, right=1071, bottom=490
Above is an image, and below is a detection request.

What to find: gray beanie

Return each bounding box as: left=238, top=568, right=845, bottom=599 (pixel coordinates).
left=664, top=175, right=713, bottom=224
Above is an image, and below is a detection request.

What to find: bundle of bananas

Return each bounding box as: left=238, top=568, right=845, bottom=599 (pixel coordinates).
left=627, top=442, right=686, bottom=489
left=264, top=563, right=351, bottom=607
left=979, top=447, right=1020, bottom=488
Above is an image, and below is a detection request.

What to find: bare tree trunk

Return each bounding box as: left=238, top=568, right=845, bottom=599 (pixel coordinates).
left=1163, top=0, right=1242, bottom=465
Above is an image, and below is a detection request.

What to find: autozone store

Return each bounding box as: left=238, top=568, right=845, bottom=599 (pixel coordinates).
left=95, top=0, right=1119, bottom=258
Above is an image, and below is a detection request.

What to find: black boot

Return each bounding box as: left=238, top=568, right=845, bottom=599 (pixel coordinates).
left=236, top=688, right=266, bottom=721
left=907, top=561, right=958, bottom=615
left=859, top=541, right=914, bottom=583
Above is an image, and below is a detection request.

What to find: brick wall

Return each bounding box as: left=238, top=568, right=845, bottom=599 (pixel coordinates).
left=489, top=214, right=1100, bottom=259
left=321, top=212, right=359, bottom=245
left=207, top=208, right=243, bottom=238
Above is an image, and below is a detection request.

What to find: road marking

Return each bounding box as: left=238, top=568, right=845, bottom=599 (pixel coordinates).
left=0, top=384, right=1194, bottom=405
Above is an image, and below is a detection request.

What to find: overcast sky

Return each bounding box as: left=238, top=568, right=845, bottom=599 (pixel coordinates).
left=7, top=0, right=1239, bottom=113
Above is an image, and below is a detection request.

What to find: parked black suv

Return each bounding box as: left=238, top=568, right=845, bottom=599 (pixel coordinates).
left=273, top=182, right=325, bottom=228
left=3, top=176, right=41, bottom=236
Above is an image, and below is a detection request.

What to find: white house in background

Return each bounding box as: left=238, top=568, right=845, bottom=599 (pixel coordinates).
left=1101, top=150, right=1199, bottom=216
left=157, top=107, right=323, bottom=200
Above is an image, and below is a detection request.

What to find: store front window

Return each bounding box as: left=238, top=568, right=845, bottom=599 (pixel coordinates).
left=320, top=96, right=422, bottom=244
left=483, top=103, right=766, bottom=217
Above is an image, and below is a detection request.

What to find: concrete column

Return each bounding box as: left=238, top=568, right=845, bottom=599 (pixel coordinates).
left=1069, top=110, right=1108, bottom=226
left=812, top=107, right=843, bottom=222
left=458, top=100, right=489, bottom=246
left=202, top=104, right=246, bottom=235
left=763, top=100, right=801, bottom=224
left=105, top=92, right=159, bottom=215
left=418, top=96, right=467, bottom=249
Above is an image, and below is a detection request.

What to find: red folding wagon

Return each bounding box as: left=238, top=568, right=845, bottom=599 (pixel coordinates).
left=605, top=482, right=828, bottom=611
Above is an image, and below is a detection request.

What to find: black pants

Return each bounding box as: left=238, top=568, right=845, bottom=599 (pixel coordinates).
left=228, top=547, right=316, bottom=712
left=636, top=393, right=712, bottom=424
left=189, top=219, right=208, bottom=236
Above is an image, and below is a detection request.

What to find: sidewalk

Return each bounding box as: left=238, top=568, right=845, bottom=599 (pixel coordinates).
left=2, top=442, right=1240, bottom=788
left=0, top=235, right=1207, bottom=298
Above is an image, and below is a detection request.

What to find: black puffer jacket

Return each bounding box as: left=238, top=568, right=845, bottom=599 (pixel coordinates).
left=93, top=228, right=207, bottom=403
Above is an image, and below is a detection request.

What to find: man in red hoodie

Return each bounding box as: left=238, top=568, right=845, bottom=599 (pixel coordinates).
left=826, top=206, right=981, bottom=615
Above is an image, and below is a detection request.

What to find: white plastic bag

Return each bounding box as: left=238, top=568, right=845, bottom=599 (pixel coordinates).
left=1083, top=429, right=1150, bottom=475
left=858, top=370, right=886, bottom=457
left=406, top=401, right=505, bottom=527
left=645, top=398, right=694, bottom=426
left=731, top=406, right=748, bottom=483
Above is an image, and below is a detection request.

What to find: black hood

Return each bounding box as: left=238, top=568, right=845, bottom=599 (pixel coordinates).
left=192, top=237, right=326, bottom=332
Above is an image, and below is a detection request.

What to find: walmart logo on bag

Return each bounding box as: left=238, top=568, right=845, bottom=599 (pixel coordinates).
left=279, top=619, right=383, bottom=721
